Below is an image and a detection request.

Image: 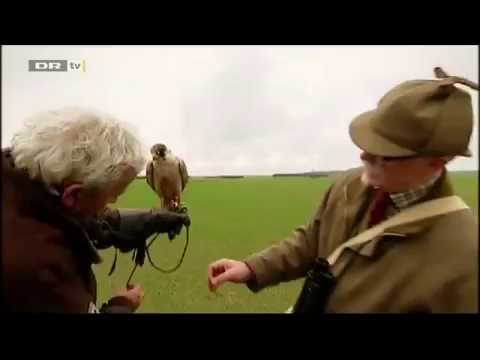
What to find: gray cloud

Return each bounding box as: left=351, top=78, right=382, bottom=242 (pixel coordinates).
left=2, top=45, right=478, bottom=175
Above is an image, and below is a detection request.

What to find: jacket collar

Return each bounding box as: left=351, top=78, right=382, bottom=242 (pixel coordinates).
left=342, top=168, right=455, bottom=258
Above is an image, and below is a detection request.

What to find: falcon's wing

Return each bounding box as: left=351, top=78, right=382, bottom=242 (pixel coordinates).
left=178, top=158, right=189, bottom=191
left=146, top=160, right=157, bottom=194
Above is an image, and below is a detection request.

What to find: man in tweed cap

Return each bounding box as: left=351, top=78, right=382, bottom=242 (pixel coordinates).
left=208, top=67, right=478, bottom=313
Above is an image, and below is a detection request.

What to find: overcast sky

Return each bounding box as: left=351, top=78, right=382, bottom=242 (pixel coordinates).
left=2, top=45, right=478, bottom=175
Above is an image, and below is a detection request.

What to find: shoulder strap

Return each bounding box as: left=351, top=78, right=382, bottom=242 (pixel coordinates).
left=285, top=195, right=468, bottom=314
left=327, top=195, right=468, bottom=266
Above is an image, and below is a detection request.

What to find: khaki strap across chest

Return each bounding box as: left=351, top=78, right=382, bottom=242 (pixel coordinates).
left=285, top=195, right=468, bottom=313
left=327, top=195, right=468, bottom=267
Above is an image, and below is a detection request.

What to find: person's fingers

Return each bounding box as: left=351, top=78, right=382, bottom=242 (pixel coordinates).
left=210, top=270, right=232, bottom=290
left=208, top=263, right=221, bottom=280
left=209, top=260, right=227, bottom=275
left=207, top=264, right=222, bottom=291
left=208, top=277, right=214, bottom=292
left=125, top=284, right=143, bottom=301
left=212, top=266, right=222, bottom=277
left=208, top=259, right=235, bottom=291
left=209, top=259, right=230, bottom=270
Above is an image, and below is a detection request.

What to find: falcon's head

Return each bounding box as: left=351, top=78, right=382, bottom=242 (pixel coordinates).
left=151, top=143, right=168, bottom=160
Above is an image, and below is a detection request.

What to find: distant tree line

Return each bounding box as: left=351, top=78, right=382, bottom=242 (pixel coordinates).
left=136, top=172, right=345, bottom=179
left=137, top=169, right=474, bottom=180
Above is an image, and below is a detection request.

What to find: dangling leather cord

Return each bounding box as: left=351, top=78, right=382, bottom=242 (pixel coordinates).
left=125, top=225, right=190, bottom=287
left=145, top=226, right=190, bottom=273
left=108, top=248, right=118, bottom=276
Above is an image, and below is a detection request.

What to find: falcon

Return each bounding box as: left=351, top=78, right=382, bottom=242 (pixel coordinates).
left=146, top=143, right=189, bottom=211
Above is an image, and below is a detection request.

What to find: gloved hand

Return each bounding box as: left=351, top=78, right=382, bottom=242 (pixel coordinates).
left=112, top=208, right=191, bottom=252
left=147, top=208, right=191, bottom=236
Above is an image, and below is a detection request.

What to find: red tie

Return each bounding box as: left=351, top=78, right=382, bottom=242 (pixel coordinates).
left=368, top=189, right=392, bottom=228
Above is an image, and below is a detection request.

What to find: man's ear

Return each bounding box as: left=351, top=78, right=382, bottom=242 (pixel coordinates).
left=61, top=184, right=84, bottom=209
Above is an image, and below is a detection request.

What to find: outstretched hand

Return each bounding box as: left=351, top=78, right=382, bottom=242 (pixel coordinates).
left=207, top=259, right=253, bottom=291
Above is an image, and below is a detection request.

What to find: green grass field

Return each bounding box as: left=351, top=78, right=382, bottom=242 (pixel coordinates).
left=94, top=172, right=478, bottom=313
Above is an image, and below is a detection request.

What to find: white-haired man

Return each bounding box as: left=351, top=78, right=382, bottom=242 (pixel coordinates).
left=2, top=107, right=190, bottom=313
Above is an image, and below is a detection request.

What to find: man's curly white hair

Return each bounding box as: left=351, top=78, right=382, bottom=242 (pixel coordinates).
left=11, top=107, right=147, bottom=192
